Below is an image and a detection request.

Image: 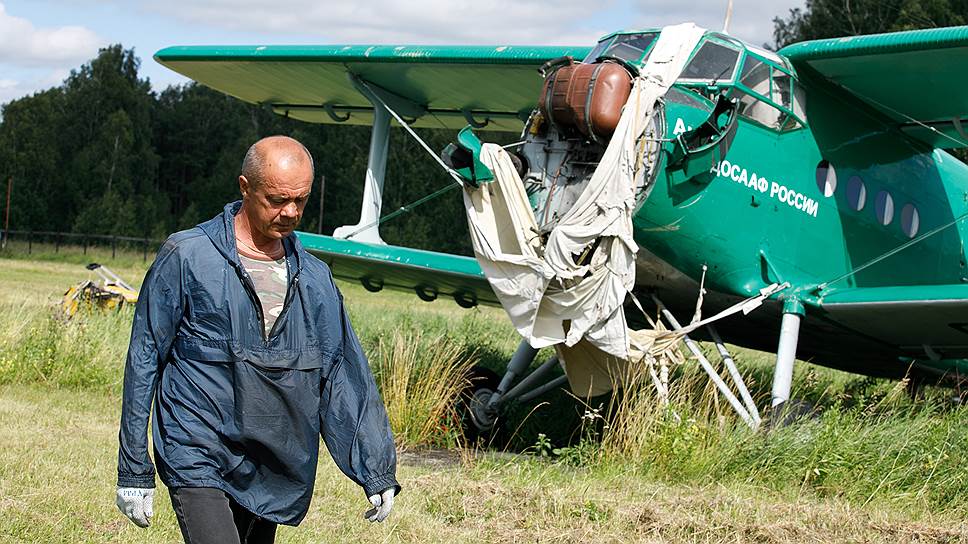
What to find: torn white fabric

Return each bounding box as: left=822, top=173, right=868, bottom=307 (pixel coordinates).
left=556, top=321, right=686, bottom=398
left=464, top=24, right=706, bottom=379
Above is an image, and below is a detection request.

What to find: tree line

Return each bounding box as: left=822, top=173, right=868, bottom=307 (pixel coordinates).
left=0, top=45, right=476, bottom=255
left=772, top=0, right=968, bottom=48
left=1, top=1, right=964, bottom=255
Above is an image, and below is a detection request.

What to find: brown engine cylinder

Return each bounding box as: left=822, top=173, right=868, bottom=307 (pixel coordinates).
left=539, top=60, right=633, bottom=143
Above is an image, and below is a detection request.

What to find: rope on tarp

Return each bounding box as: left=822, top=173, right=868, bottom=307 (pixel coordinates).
left=603, top=274, right=785, bottom=422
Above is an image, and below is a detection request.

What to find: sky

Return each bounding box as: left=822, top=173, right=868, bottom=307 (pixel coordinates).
left=0, top=0, right=804, bottom=105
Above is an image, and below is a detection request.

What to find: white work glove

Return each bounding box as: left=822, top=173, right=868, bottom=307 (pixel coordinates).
left=363, top=487, right=395, bottom=523
left=116, top=487, right=154, bottom=528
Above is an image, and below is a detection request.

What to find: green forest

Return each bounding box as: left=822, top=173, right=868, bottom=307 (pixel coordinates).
left=1, top=0, right=965, bottom=256
left=0, top=45, right=477, bottom=255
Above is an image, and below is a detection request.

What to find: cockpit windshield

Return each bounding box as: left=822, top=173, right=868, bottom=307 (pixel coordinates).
left=583, top=32, right=658, bottom=64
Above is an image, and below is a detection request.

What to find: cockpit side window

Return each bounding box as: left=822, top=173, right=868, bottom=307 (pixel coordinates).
left=585, top=32, right=659, bottom=64
left=773, top=72, right=793, bottom=111
left=740, top=58, right=770, bottom=95
left=736, top=57, right=782, bottom=128
left=791, top=79, right=806, bottom=122
left=680, top=41, right=741, bottom=82
left=582, top=38, right=612, bottom=64
left=734, top=53, right=806, bottom=131
left=735, top=88, right=784, bottom=130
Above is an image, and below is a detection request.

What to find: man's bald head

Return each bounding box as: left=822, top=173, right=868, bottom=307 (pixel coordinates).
left=240, top=135, right=314, bottom=189
left=237, top=135, right=315, bottom=243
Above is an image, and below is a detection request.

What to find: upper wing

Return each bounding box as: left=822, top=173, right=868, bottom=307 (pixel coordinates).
left=154, top=44, right=591, bottom=132
left=780, top=26, right=968, bottom=149
left=296, top=233, right=498, bottom=308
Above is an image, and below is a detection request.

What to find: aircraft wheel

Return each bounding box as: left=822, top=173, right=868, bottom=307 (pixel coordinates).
left=766, top=399, right=817, bottom=429
left=459, top=365, right=500, bottom=441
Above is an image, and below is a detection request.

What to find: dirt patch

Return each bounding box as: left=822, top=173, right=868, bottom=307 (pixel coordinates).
left=398, top=448, right=463, bottom=468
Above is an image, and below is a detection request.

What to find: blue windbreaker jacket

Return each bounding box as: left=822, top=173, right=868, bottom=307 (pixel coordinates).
left=117, top=201, right=400, bottom=525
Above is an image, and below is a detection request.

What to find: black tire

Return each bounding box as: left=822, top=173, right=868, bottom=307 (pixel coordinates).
left=458, top=365, right=501, bottom=442
left=766, top=399, right=818, bottom=430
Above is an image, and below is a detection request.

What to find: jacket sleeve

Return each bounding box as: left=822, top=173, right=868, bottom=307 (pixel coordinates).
left=319, top=285, right=401, bottom=499
left=117, top=238, right=185, bottom=488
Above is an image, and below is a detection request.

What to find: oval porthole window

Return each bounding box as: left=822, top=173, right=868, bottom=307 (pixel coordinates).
left=846, top=175, right=866, bottom=211
left=901, top=203, right=920, bottom=238
left=875, top=190, right=894, bottom=226
left=816, top=160, right=836, bottom=197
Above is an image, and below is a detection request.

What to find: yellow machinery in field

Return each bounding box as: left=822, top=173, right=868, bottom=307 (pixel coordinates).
left=62, top=263, right=138, bottom=317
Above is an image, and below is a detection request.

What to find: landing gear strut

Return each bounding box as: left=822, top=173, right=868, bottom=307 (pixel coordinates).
left=769, top=299, right=805, bottom=424
left=461, top=339, right=569, bottom=437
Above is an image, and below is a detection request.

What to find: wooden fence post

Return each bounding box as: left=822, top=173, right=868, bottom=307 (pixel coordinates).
left=2, top=176, right=11, bottom=250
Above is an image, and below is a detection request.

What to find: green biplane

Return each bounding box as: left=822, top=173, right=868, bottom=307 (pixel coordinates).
left=155, top=23, right=968, bottom=431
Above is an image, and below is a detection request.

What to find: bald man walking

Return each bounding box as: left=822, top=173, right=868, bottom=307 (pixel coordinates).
left=115, top=136, right=399, bottom=543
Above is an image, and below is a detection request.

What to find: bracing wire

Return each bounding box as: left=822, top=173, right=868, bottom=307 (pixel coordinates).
left=342, top=79, right=468, bottom=239
left=817, top=209, right=968, bottom=293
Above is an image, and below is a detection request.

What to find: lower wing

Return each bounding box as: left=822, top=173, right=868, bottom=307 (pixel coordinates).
left=820, top=284, right=968, bottom=362
left=296, top=232, right=497, bottom=308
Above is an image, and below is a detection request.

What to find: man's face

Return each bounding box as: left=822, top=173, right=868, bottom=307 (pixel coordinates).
left=240, top=163, right=313, bottom=240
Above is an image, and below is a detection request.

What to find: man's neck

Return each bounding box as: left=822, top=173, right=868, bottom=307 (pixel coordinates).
left=234, top=212, right=284, bottom=260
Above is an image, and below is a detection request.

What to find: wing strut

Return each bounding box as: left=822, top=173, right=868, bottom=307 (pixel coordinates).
left=332, top=75, right=469, bottom=244
left=708, top=325, right=761, bottom=427
left=332, top=84, right=391, bottom=245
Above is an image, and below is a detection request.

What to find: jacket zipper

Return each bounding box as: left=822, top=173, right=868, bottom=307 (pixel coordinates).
left=237, top=266, right=267, bottom=341
left=267, top=272, right=300, bottom=340
left=237, top=264, right=301, bottom=344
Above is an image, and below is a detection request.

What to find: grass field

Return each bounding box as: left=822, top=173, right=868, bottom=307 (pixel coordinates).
left=1, top=245, right=967, bottom=543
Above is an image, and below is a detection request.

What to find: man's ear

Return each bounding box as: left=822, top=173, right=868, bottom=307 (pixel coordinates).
left=239, top=175, right=250, bottom=199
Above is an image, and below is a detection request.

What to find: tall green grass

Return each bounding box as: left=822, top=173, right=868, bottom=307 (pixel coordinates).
left=374, top=331, right=476, bottom=449
left=2, top=253, right=967, bottom=517
left=0, top=303, right=131, bottom=389
left=593, top=361, right=968, bottom=514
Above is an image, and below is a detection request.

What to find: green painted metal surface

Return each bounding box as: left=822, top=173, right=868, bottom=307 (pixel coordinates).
left=448, top=126, right=494, bottom=185
left=155, top=44, right=591, bottom=131
left=295, top=232, right=498, bottom=307
left=821, top=284, right=968, bottom=304
left=161, top=27, right=968, bottom=381
left=634, top=62, right=968, bottom=374
left=780, top=26, right=968, bottom=61
left=780, top=26, right=968, bottom=142
left=814, top=289, right=968, bottom=358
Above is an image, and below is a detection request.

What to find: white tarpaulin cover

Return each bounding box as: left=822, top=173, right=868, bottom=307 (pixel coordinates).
left=463, top=24, right=706, bottom=395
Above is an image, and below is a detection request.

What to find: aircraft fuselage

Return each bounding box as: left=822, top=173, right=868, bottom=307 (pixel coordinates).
left=634, top=74, right=968, bottom=379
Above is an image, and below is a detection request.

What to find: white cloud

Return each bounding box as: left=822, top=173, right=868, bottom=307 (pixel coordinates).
left=0, top=78, right=31, bottom=104
left=141, top=0, right=608, bottom=45
left=632, top=0, right=804, bottom=48
left=137, top=0, right=802, bottom=48
left=0, top=68, right=68, bottom=105
left=0, top=2, right=104, bottom=66
left=0, top=80, right=28, bottom=104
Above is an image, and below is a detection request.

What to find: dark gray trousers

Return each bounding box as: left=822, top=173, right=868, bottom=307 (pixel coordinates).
left=168, top=487, right=277, bottom=544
